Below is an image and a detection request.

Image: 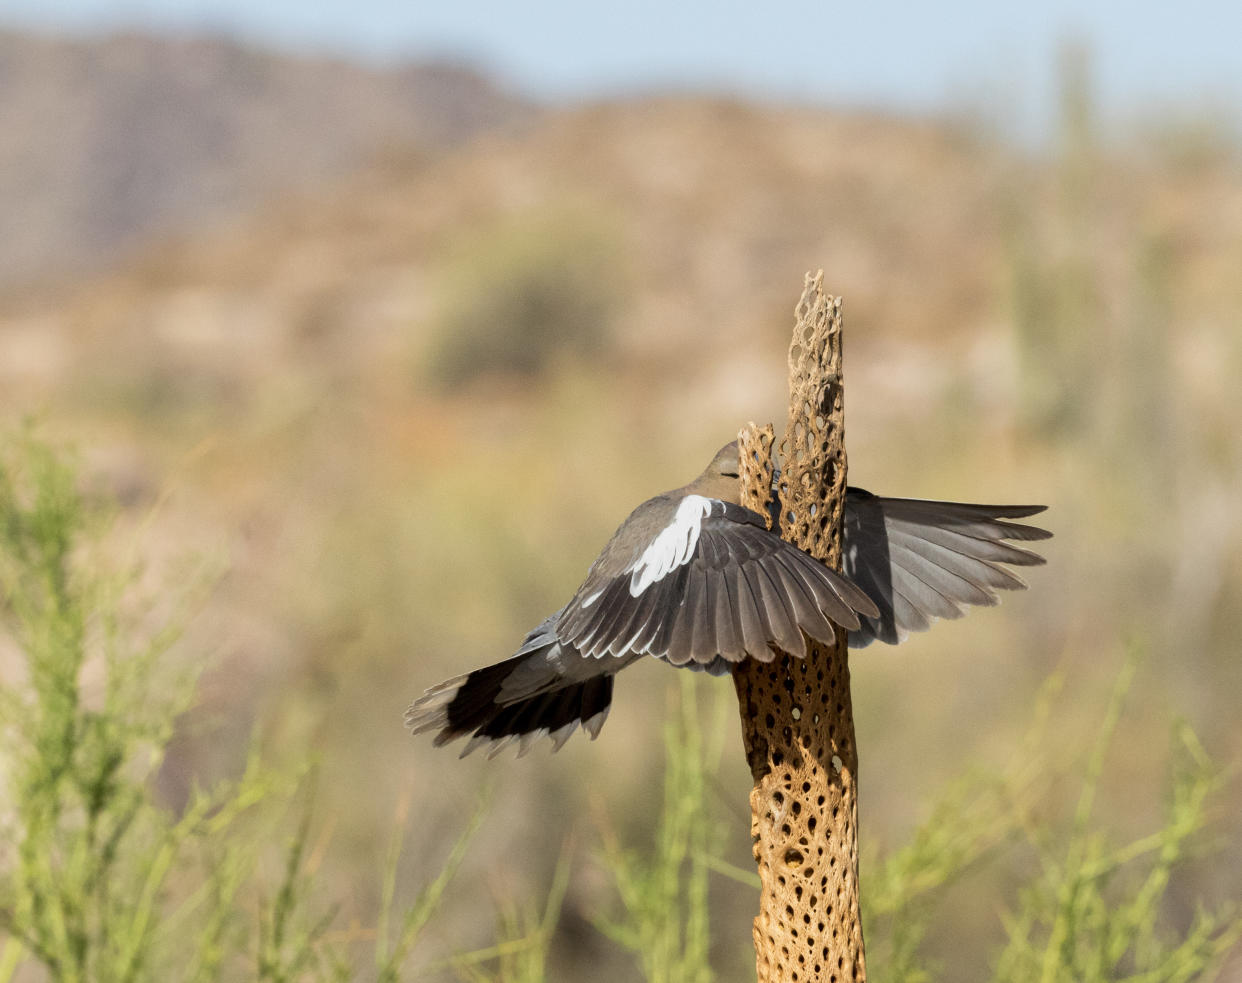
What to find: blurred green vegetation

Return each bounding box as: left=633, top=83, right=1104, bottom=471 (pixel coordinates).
left=593, top=676, right=728, bottom=983
left=0, top=435, right=555, bottom=982
left=864, top=659, right=1242, bottom=983
left=427, top=206, right=627, bottom=386
left=0, top=432, right=324, bottom=982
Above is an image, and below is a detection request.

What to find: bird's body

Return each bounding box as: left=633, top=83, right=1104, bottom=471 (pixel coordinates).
left=407, top=442, right=1050, bottom=758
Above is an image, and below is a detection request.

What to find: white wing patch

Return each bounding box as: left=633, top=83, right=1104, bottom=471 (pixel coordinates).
left=628, top=495, right=714, bottom=597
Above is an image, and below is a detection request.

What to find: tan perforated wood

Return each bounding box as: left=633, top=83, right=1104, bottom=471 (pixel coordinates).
left=732, top=272, right=866, bottom=983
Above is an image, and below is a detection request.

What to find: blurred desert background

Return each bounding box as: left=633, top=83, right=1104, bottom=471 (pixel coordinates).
left=1, top=7, right=1240, bottom=982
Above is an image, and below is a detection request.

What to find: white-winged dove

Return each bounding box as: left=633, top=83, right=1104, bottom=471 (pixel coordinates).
left=406, top=441, right=1050, bottom=758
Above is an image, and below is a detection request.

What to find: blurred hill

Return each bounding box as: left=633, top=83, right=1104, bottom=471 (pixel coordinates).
left=0, top=28, right=536, bottom=289
left=1, top=40, right=1240, bottom=979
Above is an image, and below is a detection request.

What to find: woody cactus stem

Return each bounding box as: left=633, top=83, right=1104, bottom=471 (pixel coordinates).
left=732, top=272, right=866, bottom=983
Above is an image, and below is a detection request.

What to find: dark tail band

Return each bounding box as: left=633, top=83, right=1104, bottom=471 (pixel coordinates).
left=405, top=654, right=614, bottom=759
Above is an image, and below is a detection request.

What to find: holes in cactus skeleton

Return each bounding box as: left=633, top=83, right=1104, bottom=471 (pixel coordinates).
left=738, top=416, right=859, bottom=977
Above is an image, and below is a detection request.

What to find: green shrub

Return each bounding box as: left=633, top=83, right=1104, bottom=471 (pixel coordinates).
left=594, top=675, right=726, bottom=983
left=0, top=432, right=328, bottom=982
left=0, top=434, right=542, bottom=983
left=990, top=660, right=1241, bottom=983
left=864, top=657, right=1242, bottom=983
left=427, top=206, right=626, bottom=386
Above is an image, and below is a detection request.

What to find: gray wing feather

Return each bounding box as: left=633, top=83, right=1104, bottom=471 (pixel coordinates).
left=770, top=553, right=840, bottom=644
left=731, top=562, right=772, bottom=661
left=887, top=526, right=1029, bottom=591
left=709, top=567, right=741, bottom=660
left=665, top=567, right=707, bottom=666
left=557, top=501, right=876, bottom=668
left=750, top=558, right=808, bottom=658
left=844, top=489, right=1050, bottom=648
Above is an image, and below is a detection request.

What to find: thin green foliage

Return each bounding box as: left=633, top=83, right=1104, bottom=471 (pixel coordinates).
left=0, top=432, right=317, bottom=982
left=993, top=655, right=1241, bottom=983
left=863, top=673, right=1068, bottom=983
left=858, top=651, right=1241, bottom=983
left=374, top=800, right=485, bottom=983
left=435, top=841, right=572, bottom=983
left=594, top=673, right=727, bottom=983
left=0, top=433, right=523, bottom=983
left=256, top=795, right=346, bottom=983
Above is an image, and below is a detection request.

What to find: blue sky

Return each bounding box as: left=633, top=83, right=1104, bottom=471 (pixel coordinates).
left=7, top=1, right=1242, bottom=141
